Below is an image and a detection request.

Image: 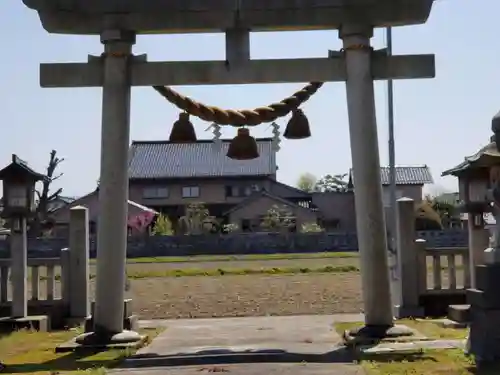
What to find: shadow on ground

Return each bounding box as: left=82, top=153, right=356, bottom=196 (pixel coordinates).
left=0, top=349, right=126, bottom=374
left=117, top=347, right=358, bottom=368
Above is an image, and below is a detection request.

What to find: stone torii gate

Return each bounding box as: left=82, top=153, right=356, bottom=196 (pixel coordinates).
left=23, top=0, right=436, bottom=345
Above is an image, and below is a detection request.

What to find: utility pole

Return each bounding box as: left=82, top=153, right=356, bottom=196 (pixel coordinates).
left=387, top=27, right=397, bottom=250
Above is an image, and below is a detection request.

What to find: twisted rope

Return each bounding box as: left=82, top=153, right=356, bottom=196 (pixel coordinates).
left=153, top=82, right=323, bottom=126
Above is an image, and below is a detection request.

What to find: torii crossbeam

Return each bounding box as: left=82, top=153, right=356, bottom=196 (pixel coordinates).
left=40, top=53, right=434, bottom=87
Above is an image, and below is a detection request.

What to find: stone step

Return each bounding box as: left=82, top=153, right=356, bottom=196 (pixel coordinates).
left=448, top=304, right=471, bottom=323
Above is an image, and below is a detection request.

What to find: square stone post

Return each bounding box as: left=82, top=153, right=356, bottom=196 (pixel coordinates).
left=10, top=217, right=27, bottom=318
left=393, top=198, right=424, bottom=318
left=69, top=206, right=90, bottom=319
left=466, top=255, right=500, bottom=363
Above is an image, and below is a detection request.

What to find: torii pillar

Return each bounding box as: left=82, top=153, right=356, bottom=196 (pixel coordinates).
left=87, top=30, right=141, bottom=344
left=341, top=24, right=394, bottom=330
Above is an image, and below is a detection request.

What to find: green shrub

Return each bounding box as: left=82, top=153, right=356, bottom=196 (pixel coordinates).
left=300, top=222, right=324, bottom=233
left=152, top=214, right=174, bottom=235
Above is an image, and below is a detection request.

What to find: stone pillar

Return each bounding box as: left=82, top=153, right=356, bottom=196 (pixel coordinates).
left=340, top=24, right=393, bottom=328
left=393, top=198, right=424, bottom=318
left=69, top=206, right=90, bottom=319
left=10, top=217, right=27, bottom=318
left=77, top=30, right=140, bottom=345
left=467, top=214, right=489, bottom=288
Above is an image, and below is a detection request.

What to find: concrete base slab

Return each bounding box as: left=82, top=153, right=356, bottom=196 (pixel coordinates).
left=55, top=333, right=148, bottom=353
left=110, top=315, right=364, bottom=375
left=106, top=315, right=467, bottom=375
left=343, top=324, right=427, bottom=346
left=0, top=315, right=49, bottom=332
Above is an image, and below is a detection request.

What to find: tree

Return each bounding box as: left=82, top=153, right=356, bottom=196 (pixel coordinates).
left=179, top=202, right=216, bottom=235
left=222, top=223, right=239, bottom=233
left=151, top=214, right=174, bottom=235
left=261, top=204, right=295, bottom=232
left=300, top=222, right=324, bottom=233
left=422, top=193, right=460, bottom=229
left=315, top=174, right=349, bottom=192
left=296, top=173, right=318, bottom=192
left=29, top=150, right=64, bottom=237
left=415, top=201, right=443, bottom=230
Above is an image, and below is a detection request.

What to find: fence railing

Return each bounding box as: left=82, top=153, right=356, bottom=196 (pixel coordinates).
left=0, top=207, right=90, bottom=328
left=392, top=198, right=488, bottom=318
left=420, top=246, right=471, bottom=295
left=0, top=256, right=70, bottom=306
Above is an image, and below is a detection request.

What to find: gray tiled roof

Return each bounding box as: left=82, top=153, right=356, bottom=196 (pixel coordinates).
left=349, top=166, right=433, bottom=186
left=128, top=139, right=277, bottom=179
left=379, top=166, right=433, bottom=185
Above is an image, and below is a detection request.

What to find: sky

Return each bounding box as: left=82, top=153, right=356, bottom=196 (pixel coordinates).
left=0, top=0, right=498, bottom=198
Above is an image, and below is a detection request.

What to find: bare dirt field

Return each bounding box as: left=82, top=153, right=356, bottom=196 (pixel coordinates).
left=94, top=257, right=364, bottom=319
left=115, top=273, right=363, bottom=319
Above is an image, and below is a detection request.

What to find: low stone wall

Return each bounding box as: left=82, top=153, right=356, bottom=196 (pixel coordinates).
left=0, top=229, right=468, bottom=258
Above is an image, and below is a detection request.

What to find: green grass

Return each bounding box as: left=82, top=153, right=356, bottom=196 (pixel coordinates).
left=117, top=264, right=359, bottom=279
left=39, top=264, right=360, bottom=282
left=359, top=349, right=485, bottom=375
left=89, top=251, right=359, bottom=264
left=0, top=326, right=163, bottom=375
left=333, top=320, right=479, bottom=374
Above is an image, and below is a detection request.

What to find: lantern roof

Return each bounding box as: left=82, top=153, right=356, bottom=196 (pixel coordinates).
left=0, top=154, right=48, bottom=182
left=442, top=139, right=500, bottom=177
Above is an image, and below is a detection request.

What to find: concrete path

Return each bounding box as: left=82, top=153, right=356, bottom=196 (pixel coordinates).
left=112, top=314, right=366, bottom=375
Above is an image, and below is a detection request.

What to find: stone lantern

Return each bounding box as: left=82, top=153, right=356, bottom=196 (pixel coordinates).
left=445, top=133, right=500, bottom=364
left=457, top=168, right=491, bottom=228
left=443, top=140, right=500, bottom=229
left=0, top=154, right=47, bottom=320
left=0, top=155, right=47, bottom=226
left=442, top=140, right=500, bottom=286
